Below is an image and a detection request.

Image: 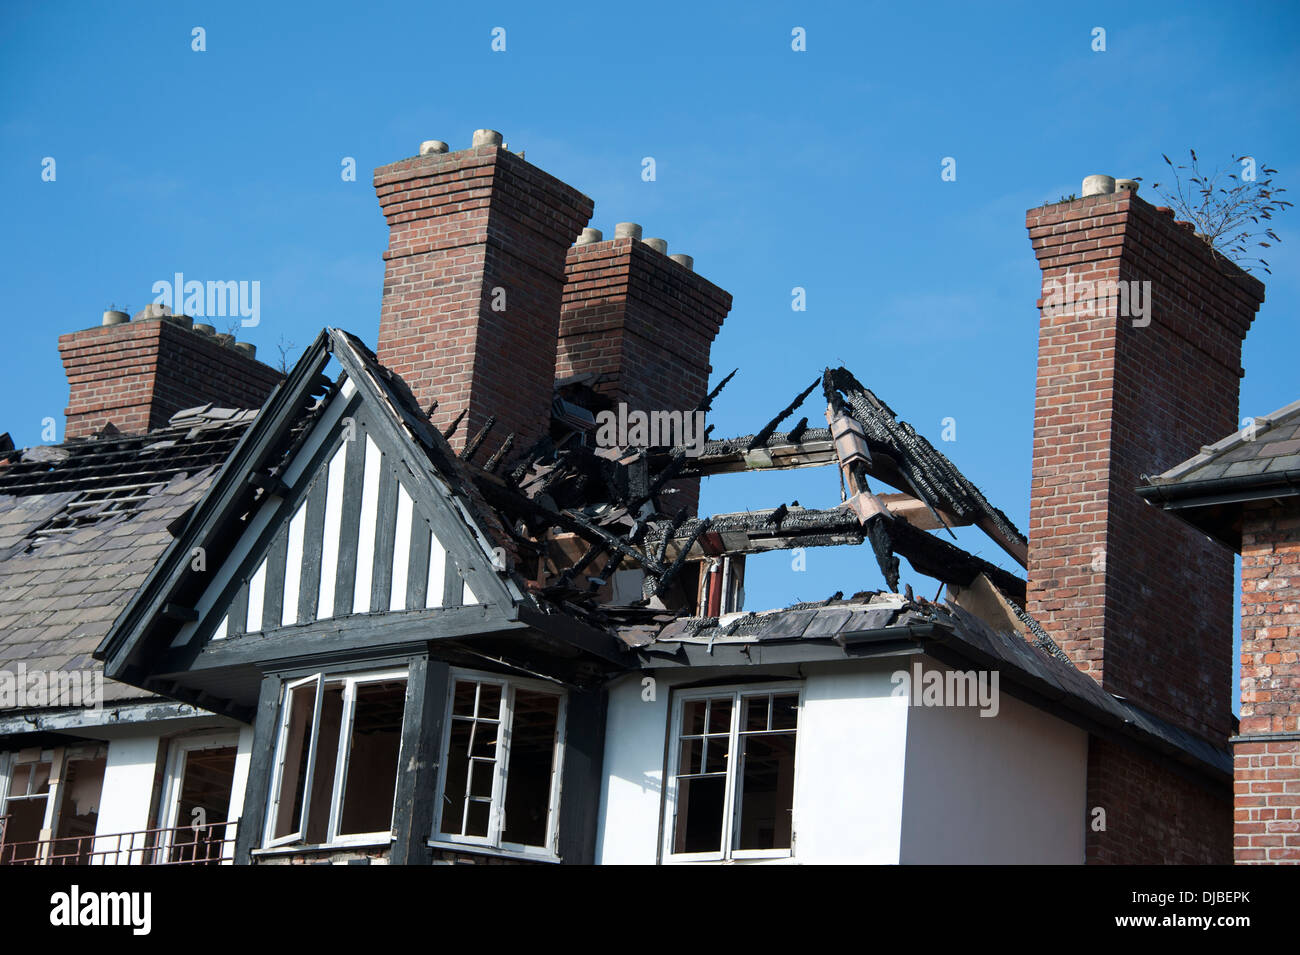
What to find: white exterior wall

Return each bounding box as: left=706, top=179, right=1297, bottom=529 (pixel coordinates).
left=899, top=677, right=1088, bottom=863
left=593, top=656, right=1089, bottom=865
left=93, top=734, right=161, bottom=860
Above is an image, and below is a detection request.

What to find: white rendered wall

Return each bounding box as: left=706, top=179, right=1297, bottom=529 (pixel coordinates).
left=594, top=657, right=1089, bottom=865
left=899, top=674, right=1088, bottom=863
left=594, top=663, right=910, bottom=864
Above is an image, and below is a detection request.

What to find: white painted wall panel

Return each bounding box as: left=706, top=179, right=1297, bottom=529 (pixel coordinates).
left=282, top=501, right=306, bottom=626
left=316, top=441, right=348, bottom=620
left=899, top=676, right=1087, bottom=864
left=93, top=735, right=161, bottom=863
left=390, top=485, right=413, bottom=611
left=352, top=435, right=382, bottom=614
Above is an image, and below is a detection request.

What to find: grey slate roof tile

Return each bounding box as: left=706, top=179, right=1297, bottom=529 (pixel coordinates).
left=1149, top=397, right=1300, bottom=488
left=0, top=411, right=250, bottom=711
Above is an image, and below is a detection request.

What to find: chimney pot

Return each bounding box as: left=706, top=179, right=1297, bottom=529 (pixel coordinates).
left=1115, top=178, right=1139, bottom=194
left=419, top=140, right=449, bottom=156
left=102, top=310, right=129, bottom=326
left=643, top=237, right=668, bottom=255
left=135, top=303, right=171, bottom=321
left=193, top=323, right=215, bottom=336
left=614, top=222, right=642, bottom=240
left=234, top=341, right=257, bottom=359
left=669, top=253, right=695, bottom=271
left=577, top=228, right=604, bottom=245
left=1082, top=174, right=1116, bottom=197
left=214, top=333, right=235, bottom=348
left=472, top=129, right=503, bottom=148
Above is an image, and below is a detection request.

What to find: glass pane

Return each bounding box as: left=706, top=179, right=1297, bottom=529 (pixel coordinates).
left=469, top=721, right=498, bottom=759
left=673, top=776, right=726, bottom=854
left=683, top=699, right=707, bottom=736
left=743, top=695, right=769, bottom=731
left=501, top=689, right=560, bottom=848
left=704, top=735, right=729, bottom=774
left=338, top=679, right=406, bottom=836
left=169, top=747, right=236, bottom=864
left=305, top=684, right=345, bottom=844
left=452, top=680, right=477, bottom=717
left=735, top=732, right=797, bottom=851
left=707, top=698, right=732, bottom=734
left=477, top=683, right=501, bottom=718
left=465, top=799, right=491, bottom=838
left=771, top=694, right=799, bottom=731
left=274, top=681, right=317, bottom=840
left=468, top=759, right=495, bottom=798
left=439, top=719, right=472, bottom=836
left=678, top=737, right=703, bottom=776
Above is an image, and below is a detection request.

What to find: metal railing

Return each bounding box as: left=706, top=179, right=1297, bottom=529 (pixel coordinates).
left=0, top=818, right=236, bottom=865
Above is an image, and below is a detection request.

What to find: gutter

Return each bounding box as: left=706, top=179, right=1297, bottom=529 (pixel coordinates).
left=1137, top=468, right=1300, bottom=509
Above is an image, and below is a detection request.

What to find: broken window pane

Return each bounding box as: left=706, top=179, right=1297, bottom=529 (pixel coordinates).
left=2, top=761, right=52, bottom=861
left=270, top=671, right=408, bottom=847
left=339, top=680, right=406, bottom=836
left=501, top=689, right=560, bottom=848
left=734, top=731, right=796, bottom=851
left=438, top=676, right=564, bottom=852
left=274, top=681, right=317, bottom=840
left=673, top=775, right=726, bottom=854
left=169, top=746, right=236, bottom=863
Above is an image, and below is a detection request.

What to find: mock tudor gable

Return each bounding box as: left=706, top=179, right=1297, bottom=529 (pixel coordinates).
left=95, top=328, right=537, bottom=714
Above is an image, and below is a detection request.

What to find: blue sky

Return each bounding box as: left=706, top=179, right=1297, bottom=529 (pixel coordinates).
left=2, top=1, right=1297, bottom=706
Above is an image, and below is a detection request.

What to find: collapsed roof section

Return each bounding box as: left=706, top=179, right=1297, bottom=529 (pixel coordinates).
left=456, top=361, right=1031, bottom=636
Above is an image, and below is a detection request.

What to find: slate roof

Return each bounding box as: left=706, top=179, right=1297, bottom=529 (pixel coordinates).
left=0, top=409, right=255, bottom=707
left=1144, top=397, right=1300, bottom=488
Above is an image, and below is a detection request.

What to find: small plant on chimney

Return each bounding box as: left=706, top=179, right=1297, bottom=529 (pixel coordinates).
left=1152, top=149, right=1293, bottom=274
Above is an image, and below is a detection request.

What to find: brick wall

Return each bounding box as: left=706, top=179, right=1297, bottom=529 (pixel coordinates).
left=374, top=141, right=594, bottom=459
left=59, top=317, right=282, bottom=439
left=1236, top=498, right=1300, bottom=863
left=1085, top=737, right=1231, bottom=864
left=1025, top=191, right=1265, bottom=739
left=559, top=238, right=732, bottom=515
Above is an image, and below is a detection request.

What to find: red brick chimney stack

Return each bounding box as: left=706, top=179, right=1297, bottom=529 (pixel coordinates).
left=374, top=131, right=594, bottom=456
left=1025, top=175, right=1266, bottom=863
left=558, top=224, right=733, bottom=514
left=59, top=308, right=281, bottom=439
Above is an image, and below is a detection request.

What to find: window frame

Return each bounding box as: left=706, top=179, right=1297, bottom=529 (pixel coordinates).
left=662, top=682, right=803, bottom=864
left=429, top=668, right=567, bottom=862
left=263, top=667, right=408, bottom=850
left=158, top=731, right=240, bottom=861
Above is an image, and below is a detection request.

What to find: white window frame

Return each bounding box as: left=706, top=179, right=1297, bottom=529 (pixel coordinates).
left=662, top=682, right=803, bottom=864
left=430, top=669, right=566, bottom=862
left=263, top=667, right=408, bottom=850
left=157, top=732, right=240, bottom=862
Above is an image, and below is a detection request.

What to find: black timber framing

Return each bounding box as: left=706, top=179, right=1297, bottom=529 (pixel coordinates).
left=390, top=656, right=449, bottom=865
left=556, top=686, right=607, bottom=864
left=97, top=329, right=335, bottom=678
left=234, top=673, right=283, bottom=864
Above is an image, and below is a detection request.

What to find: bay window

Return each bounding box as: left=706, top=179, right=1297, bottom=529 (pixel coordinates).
left=433, top=672, right=565, bottom=859
left=265, top=669, right=407, bottom=848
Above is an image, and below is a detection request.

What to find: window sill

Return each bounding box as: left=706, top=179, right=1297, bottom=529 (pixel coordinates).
left=427, top=839, right=561, bottom=864
left=252, top=837, right=393, bottom=857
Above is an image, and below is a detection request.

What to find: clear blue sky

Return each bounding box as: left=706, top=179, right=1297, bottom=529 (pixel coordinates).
left=2, top=1, right=1297, bottom=706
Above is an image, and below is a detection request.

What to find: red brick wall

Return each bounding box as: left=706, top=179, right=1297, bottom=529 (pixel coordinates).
left=1236, top=498, right=1300, bottom=863
left=1025, top=192, right=1264, bottom=739
left=1085, top=737, right=1231, bottom=864
left=559, top=238, right=732, bottom=514
left=59, top=318, right=281, bottom=439
left=374, top=144, right=593, bottom=459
